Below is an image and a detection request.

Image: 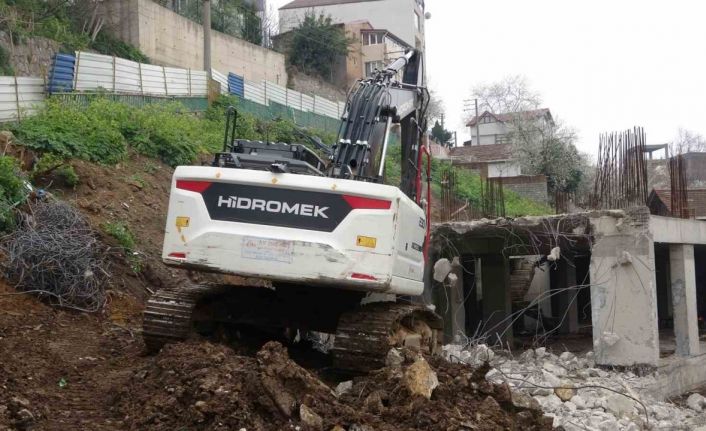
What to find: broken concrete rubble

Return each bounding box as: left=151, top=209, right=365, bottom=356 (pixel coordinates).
left=443, top=343, right=706, bottom=430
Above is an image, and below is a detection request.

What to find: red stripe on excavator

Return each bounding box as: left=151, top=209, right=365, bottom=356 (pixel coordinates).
left=168, top=252, right=187, bottom=259
left=342, top=195, right=391, bottom=210
left=350, top=272, right=377, bottom=281
left=176, top=180, right=212, bottom=193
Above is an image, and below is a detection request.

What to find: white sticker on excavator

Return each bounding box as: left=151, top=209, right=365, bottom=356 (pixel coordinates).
left=241, top=236, right=294, bottom=263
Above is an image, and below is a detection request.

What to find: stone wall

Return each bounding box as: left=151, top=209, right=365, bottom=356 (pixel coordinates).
left=102, top=0, right=287, bottom=84
left=0, top=32, right=59, bottom=78
left=288, top=71, right=346, bottom=103
left=502, top=175, right=548, bottom=204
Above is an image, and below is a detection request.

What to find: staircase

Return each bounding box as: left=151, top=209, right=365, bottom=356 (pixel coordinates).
left=510, top=259, right=535, bottom=310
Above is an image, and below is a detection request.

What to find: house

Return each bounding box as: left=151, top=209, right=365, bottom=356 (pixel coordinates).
left=465, top=108, right=554, bottom=146
left=447, top=144, right=549, bottom=204
left=278, top=0, right=427, bottom=52
left=648, top=189, right=706, bottom=220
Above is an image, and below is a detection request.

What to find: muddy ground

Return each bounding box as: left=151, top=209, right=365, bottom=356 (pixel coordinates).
left=0, top=277, right=552, bottom=430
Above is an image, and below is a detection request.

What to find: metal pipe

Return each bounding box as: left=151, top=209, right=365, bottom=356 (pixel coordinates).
left=377, top=115, right=393, bottom=177
left=203, top=0, right=212, bottom=78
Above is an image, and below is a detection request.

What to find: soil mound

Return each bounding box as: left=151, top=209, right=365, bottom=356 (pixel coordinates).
left=113, top=341, right=552, bottom=431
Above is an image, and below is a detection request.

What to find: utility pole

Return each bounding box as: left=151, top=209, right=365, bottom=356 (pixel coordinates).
left=474, top=98, right=480, bottom=146
left=203, top=0, right=212, bottom=78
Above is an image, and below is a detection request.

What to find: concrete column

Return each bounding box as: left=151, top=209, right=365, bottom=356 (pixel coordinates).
left=550, top=257, right=580, bottom=334
left=481, top=254, right=512, bottom=344
left=590, top=209, right=660, bottom=366
left=670, top=244, right=700, bottom=356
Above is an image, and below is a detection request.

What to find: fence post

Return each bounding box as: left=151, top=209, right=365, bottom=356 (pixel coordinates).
left=263, top=81, right=267, bottom=106
left=138, top=62, right=144, bottom=95
left=163, top=67, right=168, bottom=96
left=73, top=51, right=81, bottom=91
left=13, top=75, right=20, bottom=121
left=188, top=69, right=192, bottom=96
left=112, top=56, right=117, bottom=93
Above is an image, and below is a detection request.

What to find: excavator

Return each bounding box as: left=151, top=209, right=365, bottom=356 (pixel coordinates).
left=142, top=49, right=443, bottom=372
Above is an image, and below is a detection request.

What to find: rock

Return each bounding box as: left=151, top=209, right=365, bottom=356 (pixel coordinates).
left=403, top=357, right=438, bottom=399
left=433, top=258, right=452, bottom=282
left=16, top=408, right=34, bottom=423
left=194, top=400, right=207, bottom=412
left=512, top=391, right=540, bottom=410
left=535, top=347, right=547, bottom=358
left=554, top=383, right=576, bottom=402
left=604, top=393, right=635, bottom=418
left=541, top=370, right=561, bottom=388
left=335, top=380, right=353, bottom=397
left=299, top=404, right=323, bottom=430
left=0, top=130, right=14, bottom=145
left=597, top=417, right=619, bottom=431
left=543, top=361, right=567, bottom=377
left=559, top=352, right=576, bottom=362
left=564, top=401, right=576, bottom=412
left=533, top=394, right=563, bottom=412
left=362, top=391, right=384, bottom=414
left=330, top=426, right=346, bottom=431
left=518, top=349, right=535, bottom=362
left=570, top=395, right=586, bottom=410
left=9, top=397, right=31, bottom=411
left=687, top=393, right=706, bottom=412
left=461, top=344, right=494, bottom=366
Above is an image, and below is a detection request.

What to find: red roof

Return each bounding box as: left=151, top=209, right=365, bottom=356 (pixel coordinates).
left=649, top=189, right=706, bottom=218
left=448, top=144, right=513, bottom=163
left=467, top=108, right=552, bottom=127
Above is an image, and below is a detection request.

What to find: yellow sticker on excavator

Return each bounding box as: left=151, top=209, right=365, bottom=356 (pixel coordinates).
left=176, top=216, right=190, bottom=228
left=356, top=235, right=377, bottom=248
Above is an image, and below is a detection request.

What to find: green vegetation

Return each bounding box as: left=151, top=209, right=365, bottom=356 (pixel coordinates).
left=31, top=153, right=79, bottom=187
left=156, top=0, right=263, bottom=45
left=0, top=156, right=27, bottom=231
left=431, top=121, right=453, bottom=147
left=286, top=12, right=353, bottom=81
left=0, top=45, right=14, bottom=75
left=12, top=96, right=336, bottom=168
left=384, top=143, right=550, bottom=217
left=103, top=221, right=142, bottom=273
left=0, top=0, right=148, bottom=61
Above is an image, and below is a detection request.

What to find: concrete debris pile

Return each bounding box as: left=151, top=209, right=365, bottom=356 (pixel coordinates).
left=113, top=341, right=553, bottom=430
left=443, top=344, right=706, bottom=430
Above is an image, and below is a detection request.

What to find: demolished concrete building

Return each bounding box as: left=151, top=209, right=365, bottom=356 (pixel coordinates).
left=427, top=206, right=706, bottom=398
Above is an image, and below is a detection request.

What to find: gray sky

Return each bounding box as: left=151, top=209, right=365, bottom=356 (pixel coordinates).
left=271, top=0, right=706, bottom=155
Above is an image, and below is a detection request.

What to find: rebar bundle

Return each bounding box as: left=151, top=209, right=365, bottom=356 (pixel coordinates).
left=0, top=201, right=109, bottom=311
left=669, top=154, right=690, bottom=218
left=592, top=127, right=648, bottom=209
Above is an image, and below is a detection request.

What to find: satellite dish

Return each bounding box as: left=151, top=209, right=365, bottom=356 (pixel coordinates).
left=424, top=11, right=432, bottom=19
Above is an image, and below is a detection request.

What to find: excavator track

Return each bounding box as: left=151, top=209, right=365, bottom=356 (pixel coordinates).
left=142, top=285, right=225, bottom=352
left=331, top=302, right=443, bottom=373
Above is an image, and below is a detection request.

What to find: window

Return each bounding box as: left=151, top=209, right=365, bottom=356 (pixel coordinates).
left=362, top=32, right=383, bottom=45
left=481, top=115, right=494, bottom=124
left=365, top=60, right=384, bottom=76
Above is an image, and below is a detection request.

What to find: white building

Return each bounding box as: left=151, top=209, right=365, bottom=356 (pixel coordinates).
left=466, top=108, right=554, bottom=147
left=278, top=0, right=426, bottom=52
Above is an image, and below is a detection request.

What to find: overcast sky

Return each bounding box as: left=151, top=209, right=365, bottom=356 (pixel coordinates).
left=271, top=0, right=706, bottom=155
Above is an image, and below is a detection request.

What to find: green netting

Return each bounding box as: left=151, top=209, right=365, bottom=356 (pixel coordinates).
left=235, top=97, right=340, bottom=136
left=50, top=93, right=209, bottom=112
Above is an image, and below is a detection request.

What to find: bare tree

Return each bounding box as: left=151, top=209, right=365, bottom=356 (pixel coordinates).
left=671, top=127, right=706, bottom=155
left=470, top=75, right=542, bottom=115
left=468, top=75, right=591, bottom=194
left=426, top=88, right=445, bottom=124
